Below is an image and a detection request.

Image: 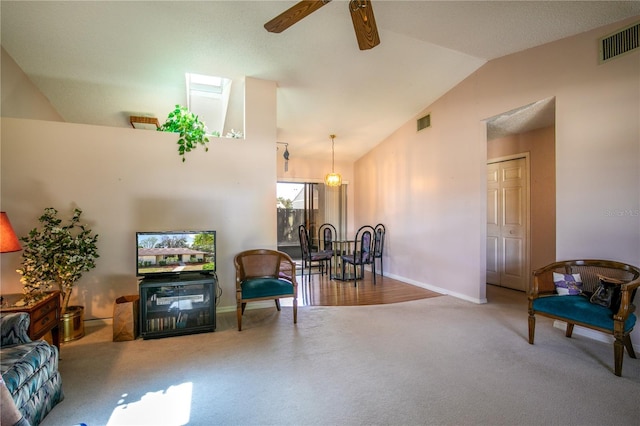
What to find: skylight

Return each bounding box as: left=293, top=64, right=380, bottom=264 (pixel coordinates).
left=187, top=73, right=224, bottom=96
left=186, top=72, right=232, bottom=136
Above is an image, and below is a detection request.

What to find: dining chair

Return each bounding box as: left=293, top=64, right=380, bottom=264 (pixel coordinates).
left=341, top=225, right=376, bottom=286
left=318, top=223, right=337, bottom=254
left=234, top=249, right=298, bottom=331
left=373, top=223, right=386, bottom=276
left=298, top=224, right=332, bottom=280
left=318, top=223, right=337, bottom=277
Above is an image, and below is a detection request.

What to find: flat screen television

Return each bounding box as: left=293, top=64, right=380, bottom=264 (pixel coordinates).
left=136, top=230, right=216, bottom=278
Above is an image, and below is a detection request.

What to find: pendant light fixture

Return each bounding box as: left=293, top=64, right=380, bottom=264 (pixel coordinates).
left=324, top=134, right=342, bottom=187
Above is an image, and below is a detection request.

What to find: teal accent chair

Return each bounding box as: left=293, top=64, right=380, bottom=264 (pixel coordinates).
left=234, top=249, right=298, bottom=331
left=528, top=259, right=640, bottom=376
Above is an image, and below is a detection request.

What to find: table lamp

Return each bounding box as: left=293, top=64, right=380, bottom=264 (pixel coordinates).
left=0, top=212, right=22, bottom=253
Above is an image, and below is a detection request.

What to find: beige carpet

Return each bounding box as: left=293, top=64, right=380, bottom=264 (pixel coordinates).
left=41, top=286, right=639, bottom=426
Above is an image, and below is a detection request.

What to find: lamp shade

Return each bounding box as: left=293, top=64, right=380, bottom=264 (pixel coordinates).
left=0, top=212, right=22, bottom=253
left=325, top=172, right=342, bottom=187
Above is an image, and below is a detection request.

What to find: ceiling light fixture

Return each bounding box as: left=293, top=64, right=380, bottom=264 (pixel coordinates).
left=324, top=134, right=342, bottom=187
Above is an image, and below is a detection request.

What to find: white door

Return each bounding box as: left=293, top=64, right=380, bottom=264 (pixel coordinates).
left=487, top=157, right=529, bottom=291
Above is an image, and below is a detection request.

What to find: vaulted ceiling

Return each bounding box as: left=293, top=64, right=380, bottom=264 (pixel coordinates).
left=2, top=1, right=638, bottom=161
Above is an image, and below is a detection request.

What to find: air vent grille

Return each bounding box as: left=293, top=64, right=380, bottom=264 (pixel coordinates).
left=417, top=114, right=431, bottom=131
left=599, top=22, right=639, bottom=63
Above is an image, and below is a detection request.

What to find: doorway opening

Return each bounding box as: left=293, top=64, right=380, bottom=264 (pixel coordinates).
left=485, top=97, right=557, bottom=292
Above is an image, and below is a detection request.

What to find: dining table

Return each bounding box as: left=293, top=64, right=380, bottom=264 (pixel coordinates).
left=330, top=239, right=362, bottom=281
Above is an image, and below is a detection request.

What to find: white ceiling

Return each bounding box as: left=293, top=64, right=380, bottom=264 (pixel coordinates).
left=2, top=1, right=639, bottom=161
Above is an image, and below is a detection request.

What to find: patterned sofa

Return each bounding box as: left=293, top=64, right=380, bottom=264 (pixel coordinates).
left=0, top=312, right=63, bottom=425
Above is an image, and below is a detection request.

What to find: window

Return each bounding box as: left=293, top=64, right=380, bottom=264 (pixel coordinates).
left=277, top=182, right=347, bottom=259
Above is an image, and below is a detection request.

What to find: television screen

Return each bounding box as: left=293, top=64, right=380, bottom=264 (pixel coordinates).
left=136, top=230, right=216, bottom=277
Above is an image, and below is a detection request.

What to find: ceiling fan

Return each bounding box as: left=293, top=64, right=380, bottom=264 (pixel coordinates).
left=264, top=0, right=380, bottom=50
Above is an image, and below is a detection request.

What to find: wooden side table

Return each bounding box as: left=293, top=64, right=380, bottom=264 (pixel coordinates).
left=0, top=291, right=61, bottom=350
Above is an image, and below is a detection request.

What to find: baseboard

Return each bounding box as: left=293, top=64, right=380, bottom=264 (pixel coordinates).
left=552, top=320, right=640, bottom=353
left=216, top=301, right=274, bottom=313
left=85, top=318, right=112, bottom=328
left=383, top=271, right=487, bottom=304
left=217, top=305, right=237, bottom=314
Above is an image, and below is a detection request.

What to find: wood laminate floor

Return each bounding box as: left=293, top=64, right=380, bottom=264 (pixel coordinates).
left=293, top=265, right=442, bottom=306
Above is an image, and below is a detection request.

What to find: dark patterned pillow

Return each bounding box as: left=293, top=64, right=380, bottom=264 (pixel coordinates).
left=590, top=274, right=626, bottom=312
left=553, top=272, right=583, bottom=296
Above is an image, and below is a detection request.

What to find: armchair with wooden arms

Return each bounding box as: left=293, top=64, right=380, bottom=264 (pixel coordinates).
left=234, top=249, right=298, bottom=331
left=528, top=259, right=640, bottom=376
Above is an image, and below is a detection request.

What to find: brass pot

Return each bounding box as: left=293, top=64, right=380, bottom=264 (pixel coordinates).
left=61, top=305, right=84, bottom=342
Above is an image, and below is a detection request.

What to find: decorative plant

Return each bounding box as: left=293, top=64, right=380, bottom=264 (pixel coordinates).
left=158, top=105, right=212, bottom=162
left=16, top=207, right=99, bottom=314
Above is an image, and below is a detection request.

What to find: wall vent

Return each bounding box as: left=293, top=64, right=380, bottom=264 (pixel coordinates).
left=417, top=114, right=431, bottom=131
left=599, top=22, right=639, bottom=63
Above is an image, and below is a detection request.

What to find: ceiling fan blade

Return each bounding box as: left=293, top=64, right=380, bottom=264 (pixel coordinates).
left=264, top=0, right=332, bottom=33
left=349, top=0, right=380, bottom=50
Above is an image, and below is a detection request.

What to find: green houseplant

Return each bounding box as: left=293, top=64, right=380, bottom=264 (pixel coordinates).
left=16, top=207, right=99, bottom=316
left=159, top=104, right=216, bottom=162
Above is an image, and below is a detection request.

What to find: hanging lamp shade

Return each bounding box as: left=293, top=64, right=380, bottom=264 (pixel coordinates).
left=324, top=134, right=342, bottom=187
left=325, top=172, right=342, bottom=187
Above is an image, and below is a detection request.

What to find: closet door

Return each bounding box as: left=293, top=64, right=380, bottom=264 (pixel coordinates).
left=487, top=157, right=529, bottom=291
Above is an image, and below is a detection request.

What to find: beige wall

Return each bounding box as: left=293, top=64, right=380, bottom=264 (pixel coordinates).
left=1, top=16, right=639, bottom=348
left=488, top=125, right=556, bottom=272
left=1, top=77, right=278, bottom=318
left=1, top=47, right=64, bottom=122
left=355, top=16, right=639, bottom=309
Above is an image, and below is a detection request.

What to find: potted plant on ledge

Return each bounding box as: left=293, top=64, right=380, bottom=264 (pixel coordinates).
left=159, top=104, right=216, bottom=162
left=16, top=207, right=99, bottom=342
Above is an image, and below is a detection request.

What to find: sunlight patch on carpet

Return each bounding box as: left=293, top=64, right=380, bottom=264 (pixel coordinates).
left=107, top=382, right=192, bottom=425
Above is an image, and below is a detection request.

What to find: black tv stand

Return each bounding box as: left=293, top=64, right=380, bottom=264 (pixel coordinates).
left=139, top=273, right=216, bottom=339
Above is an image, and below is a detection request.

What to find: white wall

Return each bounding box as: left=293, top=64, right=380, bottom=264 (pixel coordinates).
left=355, top=17, right=640, bottom=342
left=0, top=77, right=277, bottom=319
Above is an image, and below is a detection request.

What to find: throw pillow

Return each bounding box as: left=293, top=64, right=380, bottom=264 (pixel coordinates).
left=553, top=272, right=583, bottom=296
left=589, top=274, right=626, bottom=313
